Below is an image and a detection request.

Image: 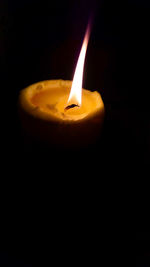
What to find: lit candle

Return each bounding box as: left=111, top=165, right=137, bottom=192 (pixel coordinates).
left=19, top=25, right=105, bottom=148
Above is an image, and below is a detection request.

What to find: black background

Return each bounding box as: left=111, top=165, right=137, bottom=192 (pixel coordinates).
left=0, top=0, right=150, bottom=266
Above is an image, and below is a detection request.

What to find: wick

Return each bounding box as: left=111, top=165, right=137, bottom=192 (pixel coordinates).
left=64, top=103, right=80, bottom=111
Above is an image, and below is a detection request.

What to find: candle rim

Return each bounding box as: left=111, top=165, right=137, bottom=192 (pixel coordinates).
left=19, top=79, right=104, bottom=123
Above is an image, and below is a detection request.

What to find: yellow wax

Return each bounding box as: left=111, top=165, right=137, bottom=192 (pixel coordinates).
left=19, top=80, right=105, bottom=147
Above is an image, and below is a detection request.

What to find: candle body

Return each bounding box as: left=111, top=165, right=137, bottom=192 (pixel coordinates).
left=19, top=80, right=105, bottom=147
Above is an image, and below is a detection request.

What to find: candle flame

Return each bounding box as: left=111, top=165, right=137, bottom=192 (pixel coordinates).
left=67, top=24, right=91, bottom=107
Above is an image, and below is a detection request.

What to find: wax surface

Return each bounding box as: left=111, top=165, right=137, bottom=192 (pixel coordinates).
left=20, top=80, right=104, bottom=122
left=31, top=87, right=102, bottom=120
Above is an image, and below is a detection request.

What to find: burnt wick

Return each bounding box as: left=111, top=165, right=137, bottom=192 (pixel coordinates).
left=64, top=104, right=80, bottom=111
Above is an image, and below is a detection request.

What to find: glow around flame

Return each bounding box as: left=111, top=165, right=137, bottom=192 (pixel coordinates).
left=67, top=24, right=91, bottom=107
